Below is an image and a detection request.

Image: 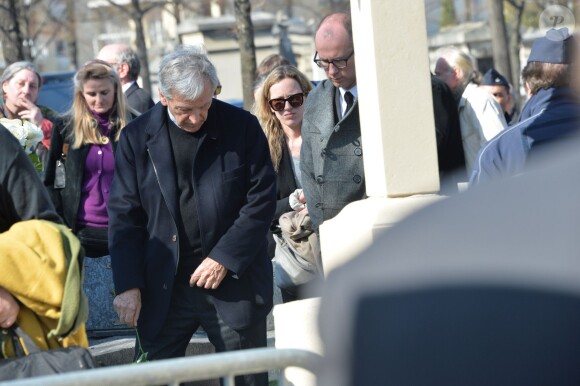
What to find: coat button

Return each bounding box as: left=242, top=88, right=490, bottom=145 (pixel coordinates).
left=315, top=203, right=322, bottom=208
left=172, top=235, right=177, bottom=242
left=320, top=148, right=326, bottom=158
left=163, top=283, right=167, bottom=290
left=353, top=175, right=362, bottom=183
left=354, top=148, right=362, bottom=156
left=316, top=175, right=325, bottom=184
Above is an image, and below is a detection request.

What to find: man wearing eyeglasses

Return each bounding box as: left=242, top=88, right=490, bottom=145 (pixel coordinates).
left=300, top=12, right=365, bottom=231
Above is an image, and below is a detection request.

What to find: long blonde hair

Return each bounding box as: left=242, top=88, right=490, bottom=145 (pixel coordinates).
left=66, top=60, right=127, bottom=149
left=253, top=65, right=312, bottom=171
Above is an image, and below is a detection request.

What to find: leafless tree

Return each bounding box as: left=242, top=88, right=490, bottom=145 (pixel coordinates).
left=487, top=0, right=512, bottom=82
left=104, top=0, right=163, bottom=94
left=0, top=0, right=69, bottom=65
left=0, top=0, right=27, bottom=63
left=504, top=0, right=525, bottom=108
left=65, top=0, right=78, bottom=68
left=234, top=0, right=257, bottom=110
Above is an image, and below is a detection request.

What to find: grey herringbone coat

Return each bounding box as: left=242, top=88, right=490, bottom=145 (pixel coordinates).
left=300, top=79, right=366, bottom=228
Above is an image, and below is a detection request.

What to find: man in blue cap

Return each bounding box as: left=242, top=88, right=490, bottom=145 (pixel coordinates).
left=470, top=28, right=580, bottom=185
left=480, top=68, right=516, bottom=124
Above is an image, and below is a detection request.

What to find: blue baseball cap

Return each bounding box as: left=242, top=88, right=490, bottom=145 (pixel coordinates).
left=481, top=68, right=510, bottom=87
left=528, top=28, right=577, bottom=64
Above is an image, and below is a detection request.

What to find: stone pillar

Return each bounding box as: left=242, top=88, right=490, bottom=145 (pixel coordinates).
left=274, top=298, right=322, bottom=386
left=320, top=0, right=441, bottom=273
left=275, top=3, right=440, bottom=385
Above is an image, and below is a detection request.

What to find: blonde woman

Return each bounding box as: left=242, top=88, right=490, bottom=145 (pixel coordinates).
left=254, top=65, right=312, bottom=302
left=43, top=60, right=130, bottom=334
left=44, top=60, right=128, bottom=258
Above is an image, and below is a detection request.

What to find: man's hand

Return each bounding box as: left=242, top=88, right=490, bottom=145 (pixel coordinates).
left=16, top=98, right=43, bottom=127
left=113, top=288, right=141, bottom=327
left=0, top=286, right=19, bottom=328
left=190, top=257, right=228, bottom=289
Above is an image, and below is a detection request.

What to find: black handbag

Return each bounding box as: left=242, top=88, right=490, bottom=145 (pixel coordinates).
left=0, top=325, right=96, bottom=381
left=76, top=226, right=109, bottom=257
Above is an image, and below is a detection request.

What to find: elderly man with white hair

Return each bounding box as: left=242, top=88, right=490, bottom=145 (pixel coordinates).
left=434, top=47, right=507, bottom=175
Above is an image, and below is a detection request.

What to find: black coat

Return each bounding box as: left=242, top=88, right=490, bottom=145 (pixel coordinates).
left=431, top=75, right=465, bottom=174
left=108, top=101, right=277, bottom=339
left=43, top=118, right=121, bottom=231
left=0, top=125, right=61, bottom=232
left=125, top=82, right=154, bottom=114
left=267, top=137, right=299, bottom=257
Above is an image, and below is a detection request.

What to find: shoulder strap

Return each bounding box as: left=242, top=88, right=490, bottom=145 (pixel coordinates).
left=12, top=325, right=41, bottom=355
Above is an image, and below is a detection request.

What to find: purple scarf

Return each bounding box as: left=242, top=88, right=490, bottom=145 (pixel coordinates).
left=90, top=109, right=113, bottom=136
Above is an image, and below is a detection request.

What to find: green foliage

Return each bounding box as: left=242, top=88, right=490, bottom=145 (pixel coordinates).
left=441, top=0, right=458, bottom=28
left=521, top=2, right=544, bottom=29
left=28, top=152, right=42, bottom=174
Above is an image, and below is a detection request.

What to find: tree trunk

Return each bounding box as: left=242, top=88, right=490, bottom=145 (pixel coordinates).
left=487, top=0, right=511, bottom=82
left=464, top=0, right=473, bottom=21
left=506, top=0, right=524, bottom=110
left=67, top=0, right=78, bottom=68
left=234, top=0, right=256, bottom=110
left=285, top=0, right=293, bottom=18
left=2, top=0, right=25, bottom=63
left=131, top=0, right=152, bottom=94
left=173, top=0, right=183, bottom=44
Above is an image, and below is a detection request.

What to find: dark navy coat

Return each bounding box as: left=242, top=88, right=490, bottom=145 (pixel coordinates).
left=125, top=82, right=154, bottom=115
left=108, top=100, right=277, bottom=340
left=470, top=87, right=580, bottom=185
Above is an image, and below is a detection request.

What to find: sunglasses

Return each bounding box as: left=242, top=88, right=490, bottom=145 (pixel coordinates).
left=268, top=93, right=305, bottom=111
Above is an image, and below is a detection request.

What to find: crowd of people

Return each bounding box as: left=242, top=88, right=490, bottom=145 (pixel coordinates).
left=1, top=7, right=579, bottom=385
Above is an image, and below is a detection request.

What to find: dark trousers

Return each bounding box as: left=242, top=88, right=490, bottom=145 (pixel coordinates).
left=137, top=270, right=268, bottom=386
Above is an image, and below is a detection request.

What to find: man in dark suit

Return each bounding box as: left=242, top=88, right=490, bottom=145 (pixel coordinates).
left=108, top=47, right=276, bottom=386
left=98, top=43, right=154, bottom=114
left=301, top=12, right=365, bottom=230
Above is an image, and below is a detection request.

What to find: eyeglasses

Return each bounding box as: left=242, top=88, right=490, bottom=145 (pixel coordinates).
left=268, top=93, right=305, bottom=111
left=313, top=51, right=354, bottom=69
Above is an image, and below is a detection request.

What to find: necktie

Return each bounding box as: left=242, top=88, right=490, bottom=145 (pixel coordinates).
left=344, top=91, right=354, bottom=116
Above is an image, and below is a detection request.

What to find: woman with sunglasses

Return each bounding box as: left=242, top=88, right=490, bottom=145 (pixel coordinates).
left=254, top=65, right=313, bottom=302
left=44, top=60, right=130, bottom=332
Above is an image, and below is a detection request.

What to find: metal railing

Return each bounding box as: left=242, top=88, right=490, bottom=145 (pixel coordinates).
left=0, top=348, right=322, bottom=386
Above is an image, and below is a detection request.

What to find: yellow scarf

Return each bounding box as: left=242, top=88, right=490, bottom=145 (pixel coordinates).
left=0, top=220, right=88, bottom=357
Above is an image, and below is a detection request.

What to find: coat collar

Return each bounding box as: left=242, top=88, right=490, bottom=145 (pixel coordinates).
left=143, top=99, right=222, bottom=140
left=143, top=100, right=223, bottom=222
left=307, top=80, right=339, bottom=135
left=519, top=87, right=577, bottom=122
left=124, top=82, right=139, bottom=97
